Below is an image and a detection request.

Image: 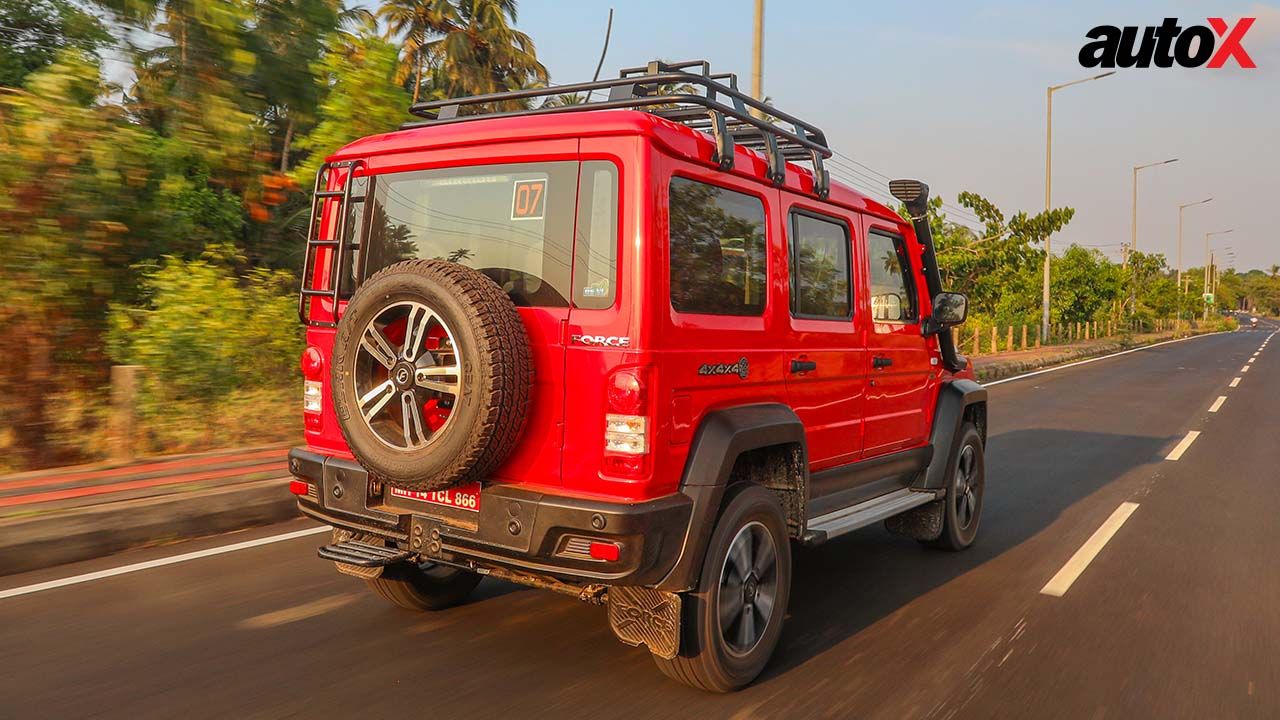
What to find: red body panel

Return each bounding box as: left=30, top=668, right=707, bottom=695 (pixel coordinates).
left=302, top=110, right=965, bottom=502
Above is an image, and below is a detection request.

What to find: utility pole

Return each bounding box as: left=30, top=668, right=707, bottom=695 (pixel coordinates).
left=1127, top=158, right=1177, bottom=317
left=1043, top=72, right=1114, bottom=341
left=752, top=0, right=764, bottom=103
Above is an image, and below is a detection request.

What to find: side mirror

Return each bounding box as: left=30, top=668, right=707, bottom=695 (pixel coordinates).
left=925, top=292, right=967, bottom=334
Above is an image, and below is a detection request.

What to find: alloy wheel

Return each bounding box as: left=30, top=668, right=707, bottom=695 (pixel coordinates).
left=717, top=521, right=778, bottom=656
left=353, top=300, right=462, bottom=450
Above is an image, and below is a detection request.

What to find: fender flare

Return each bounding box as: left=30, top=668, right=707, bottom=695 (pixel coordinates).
left=919, top=379, right=988, bottom=491
left=655, top=403, right=807, bottom=592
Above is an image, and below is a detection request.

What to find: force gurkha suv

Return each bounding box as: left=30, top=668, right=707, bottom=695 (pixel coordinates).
left=288, top=60, right=987, bottom=692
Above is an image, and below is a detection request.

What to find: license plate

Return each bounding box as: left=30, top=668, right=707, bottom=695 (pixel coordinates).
left=389, top=483, right=481, bottom=512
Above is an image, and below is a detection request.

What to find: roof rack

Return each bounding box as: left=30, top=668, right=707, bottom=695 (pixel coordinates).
left=403, top=59, right=832, bottom=199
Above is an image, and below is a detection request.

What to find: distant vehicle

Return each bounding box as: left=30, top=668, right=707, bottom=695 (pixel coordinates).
left=286, top=59, right=986, bottom=692
left=1251, top=317, right=1259, bottom=326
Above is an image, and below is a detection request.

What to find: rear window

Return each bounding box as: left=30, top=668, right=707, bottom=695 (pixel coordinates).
left=668, top=177, right=767, bottom=316
left=355, top=161, right=617, bottom=308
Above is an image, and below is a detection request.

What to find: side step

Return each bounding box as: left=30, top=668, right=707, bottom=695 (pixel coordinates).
left=802, top=489, right=938, bottom=546
left=317, top=541, right=415, bottom=568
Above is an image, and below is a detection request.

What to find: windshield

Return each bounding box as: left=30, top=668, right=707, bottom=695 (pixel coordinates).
left=352, top=161, right=617, bottom=308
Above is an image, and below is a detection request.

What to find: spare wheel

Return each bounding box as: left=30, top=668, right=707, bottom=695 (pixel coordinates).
left=330, top=259, right=532, bottom=491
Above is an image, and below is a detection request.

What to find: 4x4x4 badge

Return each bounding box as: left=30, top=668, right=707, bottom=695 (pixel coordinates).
left=698, top=358, right=749, bottom=379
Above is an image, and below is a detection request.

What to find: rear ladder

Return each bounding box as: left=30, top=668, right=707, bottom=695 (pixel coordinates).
left=298, top=159, right=365, bottom=327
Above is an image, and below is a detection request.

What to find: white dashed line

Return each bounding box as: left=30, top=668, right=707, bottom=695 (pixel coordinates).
left=1165, top=431, right=1201, bottom=461
left=0, top=525, right=329, bottom=600
left=1248, top=358, right=1255, bottom=364
left=1209, top=396, right=1227, bottom=413
left=1041, top=502, right=1140, bottom=597
left=1242, top=365, right=1251, bottom=373
left=1230, top=377, right=1242, bottom=388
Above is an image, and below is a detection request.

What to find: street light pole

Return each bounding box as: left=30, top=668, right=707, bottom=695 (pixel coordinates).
left=1129, top=158, right=1179, bottom=266
left=1176, top=197, right=1213, bottom=333
left=1203, top=229, right=1234, bottom=319
left=1127, top=157, right=1178, bottom=319
left=1043, top=71, right=1115, bottom=341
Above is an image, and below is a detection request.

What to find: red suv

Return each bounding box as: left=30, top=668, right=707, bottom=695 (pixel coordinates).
left=289, top=60, right=987, bottom=692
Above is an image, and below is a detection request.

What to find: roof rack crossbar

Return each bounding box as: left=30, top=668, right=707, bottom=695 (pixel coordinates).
left=404, top=60, right=833, bottom=188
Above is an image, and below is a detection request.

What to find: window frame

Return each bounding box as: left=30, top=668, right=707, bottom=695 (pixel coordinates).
left=865, top=227, right=920, bottom=325
left=787, top=208, right=854, bottom=322
left=665, top=173, right=770, bottom=318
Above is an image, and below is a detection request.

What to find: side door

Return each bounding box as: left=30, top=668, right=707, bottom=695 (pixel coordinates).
left=859, top=217, right=933, bottom=458
left=781, top=202, right=864, bottom=470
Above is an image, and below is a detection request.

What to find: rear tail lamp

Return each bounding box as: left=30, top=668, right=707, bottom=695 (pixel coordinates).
left=301, top=346, right=324, bottom=380
left=288, top=479, right=313, bottom=496
left=302, top=347, right=325, bottom=420
left=602, top=367, right=650, bottom=478
left=303, top=380, right=323, bottom=414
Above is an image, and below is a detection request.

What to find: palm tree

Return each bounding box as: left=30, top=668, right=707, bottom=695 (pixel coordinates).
left=1270, top=264, right=1279, bottom=279
left=427, top=0, right=548, bottom=107
left=378, top=0, right=456, bottom=104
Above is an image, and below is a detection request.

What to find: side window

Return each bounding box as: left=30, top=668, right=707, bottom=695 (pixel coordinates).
left=790, top=211, right=851, bottom=319
left=867, top=230, right=918, bottom=323
left=668, top=177, right=767, bottom=316
left=573, top=161, right=619, bottom=309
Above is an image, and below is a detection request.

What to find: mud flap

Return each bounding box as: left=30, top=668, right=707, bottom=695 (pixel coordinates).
left=607, top=586, right=682, bottom=660
left=884, top=498, right=945, bottom=542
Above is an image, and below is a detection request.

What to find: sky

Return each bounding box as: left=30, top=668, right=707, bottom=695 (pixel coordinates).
left=438, top=0, right=1280, bottom=272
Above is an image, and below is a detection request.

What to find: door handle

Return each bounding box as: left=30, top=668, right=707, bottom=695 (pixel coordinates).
left=790, top=359, right=817, bottom=374
left=872, top=355, right=893, bottom=369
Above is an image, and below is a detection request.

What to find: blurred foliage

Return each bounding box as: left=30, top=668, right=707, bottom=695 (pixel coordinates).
left=0, top=0, right=112, bottom=87
left=0, top=0, right=548, bottom=470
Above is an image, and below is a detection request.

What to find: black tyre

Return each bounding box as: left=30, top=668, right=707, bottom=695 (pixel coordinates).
left=331, top=259, right=532, bottom=491
left=366, top=561, right=482, bottom=611
left=654, top=485, right=792, bottom=692
left=929, top=422, right=984, bottom=551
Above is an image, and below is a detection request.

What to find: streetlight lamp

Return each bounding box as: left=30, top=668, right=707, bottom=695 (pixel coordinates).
left=1043, top=71, right=1116, bottom=341
left=1204, top=229, right=1233, bottom=319
left=1176, top=197, right=1213, bottom=332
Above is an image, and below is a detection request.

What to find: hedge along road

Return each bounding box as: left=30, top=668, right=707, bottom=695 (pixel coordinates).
left=0, top=325, right=1275, bottom=719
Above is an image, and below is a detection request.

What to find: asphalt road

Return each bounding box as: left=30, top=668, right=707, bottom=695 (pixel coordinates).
left=2, top=323, right=1277, bottom=720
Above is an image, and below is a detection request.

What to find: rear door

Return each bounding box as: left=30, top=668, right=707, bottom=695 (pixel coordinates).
left=781, top=200, right=865, bottom=470
left=859, top=217, right=933, bottom=458
left=352, top=140, right=581, bottom=486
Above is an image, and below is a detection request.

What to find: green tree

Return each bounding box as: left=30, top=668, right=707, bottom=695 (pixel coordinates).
left=378, top=0, right=453, bottom=104
left=428, top=0, right=548, bottom=104
left=1051, top=245, right=1122, bottom=324
left=291, top=31, right=412, bottom=185
left=0, top=0, right=111, bottom=88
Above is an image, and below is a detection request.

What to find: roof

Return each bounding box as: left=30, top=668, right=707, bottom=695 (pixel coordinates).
left=327, top=109, right=903, bottom=224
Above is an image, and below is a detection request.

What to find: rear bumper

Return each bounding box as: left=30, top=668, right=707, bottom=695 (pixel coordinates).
left=288, top=448, right=694, bottom=586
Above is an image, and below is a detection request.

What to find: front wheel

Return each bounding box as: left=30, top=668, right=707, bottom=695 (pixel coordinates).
left=653, top=484, right=792, bottom=692
left=366, top=561, right=481, bottom=611
left=929, top=422, right=985, bottom=551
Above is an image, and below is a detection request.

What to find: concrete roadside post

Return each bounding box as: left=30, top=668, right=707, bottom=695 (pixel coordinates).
left=990, top=326, right=998, bottom=354
left=1021, top=324, right=1028, bottom=350
left=1006, top=326, right=1014, bottom=352
left=109, top=365, right=141, bottom=463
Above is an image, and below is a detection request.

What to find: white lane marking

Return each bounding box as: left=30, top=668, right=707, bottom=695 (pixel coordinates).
left=1041, top=502, right=1140, bottom=597
left=1165, top=431, right=1201, bottom=461
left=0, top=525, right=329, bottom=600
left=1242, top=365, right=1251, bottom=373
left=985, top=332, right=1226, bottom=387
left=1248, top=358, right=1256, bottom=364
left=1254, top=352, right=1261, bottom=358
left=1209, top=396, right=1227, bottom=413
left=1230, top=377, right=1242, bottom=388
